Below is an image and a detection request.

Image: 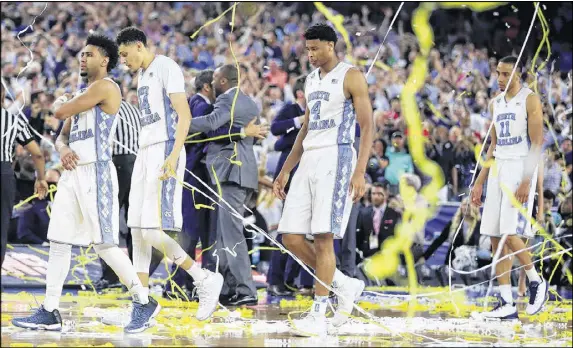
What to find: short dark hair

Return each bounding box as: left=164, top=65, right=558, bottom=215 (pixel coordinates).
left=372, top=182, right=387, bottom=190
left=499, top=56, right=522, bottom=71
left=304, top=23, right=337, bottom=44
left=116, top=26, right=147, bottom=47
left=86, top=34, right=119, bottom=72
left=218, top=64, right=239, bottom=85
left=195, top=69, right=214, bottom=92
left=543, top=189, right=556, bottom=201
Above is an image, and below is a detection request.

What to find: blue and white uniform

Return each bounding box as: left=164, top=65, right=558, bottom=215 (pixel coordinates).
left=48, top=78, right=121, bottom=246
left=481, top=87, right=538, bottom=239
left=279, top=62, right=357, bottom=238
left=128, top=55, right=186, bottom=232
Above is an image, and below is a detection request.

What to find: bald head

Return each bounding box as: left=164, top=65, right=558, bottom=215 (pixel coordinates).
left=212, top=64, right=239, bottom=97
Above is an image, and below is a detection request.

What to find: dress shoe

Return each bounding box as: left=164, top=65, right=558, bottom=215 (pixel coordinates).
left=94, top=278, right=122, bottom=291
left=267, top=285, right=294, bottom=297
left=221, top=294, right=258, bottom=306
left=298, top=287, right=314, bottom=297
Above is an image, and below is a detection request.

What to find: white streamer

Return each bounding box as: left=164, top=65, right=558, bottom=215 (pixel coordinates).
left=365, top=2, right=404, bottom=78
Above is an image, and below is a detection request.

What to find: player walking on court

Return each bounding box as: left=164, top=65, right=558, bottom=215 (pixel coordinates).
left=273, top=23, right=373, bottom=336
left=12, top=34, right=159, bottom=333
left=115, top=27, right=223, bottom=325
left=471, top=56, right=548, bottom=320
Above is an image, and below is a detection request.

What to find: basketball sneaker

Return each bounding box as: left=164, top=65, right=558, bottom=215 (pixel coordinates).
left=526, top=279, right=548, bottom=315
left=331, top=276, right=365, bottom=327
left=124, top=296, right=161, bottom=333
left=480, top=298, right=518, bottom=320
left=194, top=270, right=224, bottom=321
left=291, top=311, right=328, bottom=337
left=12, top=306, right=62, bottom=331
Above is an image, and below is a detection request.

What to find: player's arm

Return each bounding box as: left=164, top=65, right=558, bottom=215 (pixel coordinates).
left=55, top=118, right=72, bottom=153
left=53, top=80, right=110, bottom=120
left=475, top=102, right=497, bottom=186
left=346, top=68, right=374, bottom=178
left=168, top=92, right=192, bottom=158
left=279, top=107, right=309, bottom=175
left=523, top=93, right=544, bottom=183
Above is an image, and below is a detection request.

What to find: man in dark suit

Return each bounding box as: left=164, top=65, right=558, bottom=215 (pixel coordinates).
left=266, top=81, right=312, bottom=296
left=188, top=65, right=262, bottom=306
left=356, top=182, right=401, bottom=260
left=165, top=70, right=267, bottom=299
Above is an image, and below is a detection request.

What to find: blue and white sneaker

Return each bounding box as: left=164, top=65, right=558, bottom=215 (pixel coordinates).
left=12, top=305, right=62, bottom=331
left=526, top=279, right=548, bottom=315
left=124, top=296, right=161, bottom=334
left=480, top=298, right=518, bottom=321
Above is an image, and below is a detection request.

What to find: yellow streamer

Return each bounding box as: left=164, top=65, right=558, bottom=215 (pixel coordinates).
left=314, top=2, right=355, bottom=65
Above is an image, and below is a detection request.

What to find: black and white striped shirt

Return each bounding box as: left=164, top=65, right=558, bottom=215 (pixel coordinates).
left=1, top=107, right=34, bottom=162
left=113, top=101, right=141, bottom=156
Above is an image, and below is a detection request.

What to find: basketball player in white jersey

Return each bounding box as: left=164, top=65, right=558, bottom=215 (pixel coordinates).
left=471, top=56, right=548, bottom=320
left=11, top=34, right=159, bottom=333
left=273, top=24, right=373, bottom=336
left=115, top=27, right=223, bottom=322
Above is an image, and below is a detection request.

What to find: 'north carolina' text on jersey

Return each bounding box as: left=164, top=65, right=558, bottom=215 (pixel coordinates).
left=303, top=62, right=356, bottom=150
left=491, top=87, right=533, bottom=159
left=69, top=78, right=120, bottom=165
left=136, top=55, right=186, bottom=148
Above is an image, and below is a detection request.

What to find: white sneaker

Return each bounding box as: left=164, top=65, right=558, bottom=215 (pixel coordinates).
left=526, top=279, right=548, bottom=315
left=480, top=298, right=518, bottom=321
left=331, top=277, right=365, bottom=327
left=291, top=311, right=328, bottom=337
left=194, top=270, right=224, bottom=321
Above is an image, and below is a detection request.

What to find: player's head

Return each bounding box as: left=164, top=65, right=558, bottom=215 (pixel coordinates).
left=80, top=34, right=119, bottom=78
left=195, top=69, right=214, bottom=100
left=116, top=27, right=148, bottom=72
left=496, top=56, right=522, bottom=92
left=212, top=64, right=238, bottom=97
left=304, top=23, right=337, bottom=68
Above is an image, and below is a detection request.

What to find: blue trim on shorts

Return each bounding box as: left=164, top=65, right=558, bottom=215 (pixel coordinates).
left=94, top=107, right=115, bottom=161
left=161, top=140, right=177, bottom=230
left=95, top=162, right=114, bottom=244
left=331, top=145, right=353, bottom=236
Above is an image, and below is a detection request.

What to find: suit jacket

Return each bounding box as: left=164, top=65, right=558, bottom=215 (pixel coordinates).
left=356, top=204, right=401, bottom=259
left=271, top=102, right=304, bottom=184
left=189, top=88, right=260, bottom=190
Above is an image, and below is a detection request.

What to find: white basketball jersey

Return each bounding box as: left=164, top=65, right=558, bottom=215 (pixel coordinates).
left=302, top=62, right=356, bottom=151
left=69, top=78, right=120, bottom=165
left=492, top=87, right=533, bottom=159
left=136, top=55, right=186, bottom=148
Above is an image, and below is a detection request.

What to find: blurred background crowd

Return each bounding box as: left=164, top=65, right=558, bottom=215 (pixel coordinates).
left=2, top=2, right=572, bottom=294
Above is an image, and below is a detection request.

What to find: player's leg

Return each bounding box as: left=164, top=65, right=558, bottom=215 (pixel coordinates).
left=139, top=142, right=222, bottom=320
left=501, top=164, right=547, bottom=315
left=517, top=239, right=528, bottom=297
left=12, top=171, right=79, bottom=331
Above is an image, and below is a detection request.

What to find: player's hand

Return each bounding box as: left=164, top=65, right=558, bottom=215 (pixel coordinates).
left=34, top=179, right=49, bottom=200
left=349, top=171, right=366, bottom=203
left=244, top=118, right=269, bottom=139
left=273, top=171, right=290, bottom=200
left=160, top=153, right=178, bottom=181
left=515, top=180, right=531, bottom=204
left=470, top=183, right=483, bottom=207
left=60, top=146, right=79, bottom=171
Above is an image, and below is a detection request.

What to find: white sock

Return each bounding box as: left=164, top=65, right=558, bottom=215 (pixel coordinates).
left=187, top=262, right=208, bottom=282
left=524, top=267, right=542, bottom=283
left=311, top=295, right=329, bottom=316
left=44, top=242, right=72, bottom=312
left=332, top=269, right=347, bottom=288
left=499, top=284, right=513, bottom=305
left=94, top=244, right=148, bottom=304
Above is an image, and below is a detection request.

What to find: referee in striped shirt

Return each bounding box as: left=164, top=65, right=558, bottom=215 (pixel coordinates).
left=95, top=99, right=163, bottom=290
left=1, top=84, right=48, bottom=267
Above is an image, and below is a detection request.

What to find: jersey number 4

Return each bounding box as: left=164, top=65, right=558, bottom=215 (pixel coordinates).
left=311, top=101, right=321, bottom=120
left=499, top=120, right=511, bottom=138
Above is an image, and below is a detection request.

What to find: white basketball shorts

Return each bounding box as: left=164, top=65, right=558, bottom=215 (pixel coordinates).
left=127, top=141, right=185, bottom=232
left=47, top=161, right=119, bottom=246
left=480, top=158, right=538, bottom=239
left=278, top=144, right=356, bottom=239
